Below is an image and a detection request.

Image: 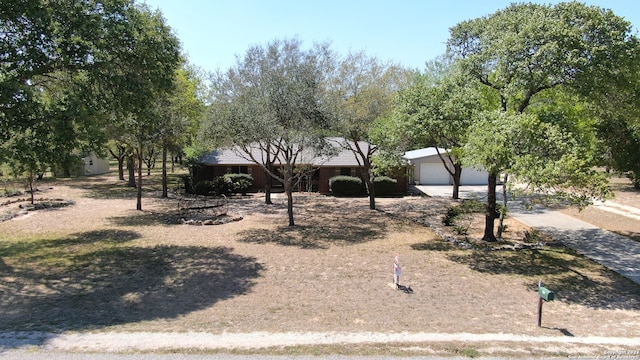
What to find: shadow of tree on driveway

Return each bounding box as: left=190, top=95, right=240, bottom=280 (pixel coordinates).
left=0, top=229, right=264, bottom=333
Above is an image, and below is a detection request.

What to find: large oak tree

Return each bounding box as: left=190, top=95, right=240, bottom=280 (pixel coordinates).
left=387, top=59, right=488, bottom=199
left=447, top=2, right=636, bottom=241
left=330, top=52, right=411, bottom=209
left=201, top=38, right=334, bottom=226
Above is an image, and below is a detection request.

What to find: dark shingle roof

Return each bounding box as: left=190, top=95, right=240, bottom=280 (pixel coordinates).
left=197, top=137, right=371, bottom=167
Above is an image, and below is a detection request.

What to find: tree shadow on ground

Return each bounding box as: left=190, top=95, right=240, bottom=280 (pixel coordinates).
left=66, top=173, right=170, bottom=200
left=76, top=180, right=140, bottom=199
left=68, top=172, right=187, bottom=200
left=0, top=229, right=264, bottom=338
left=237, top=195, right=391, bottom=249
left=613, top=230, right=640, bottom=243
left=446, top=247, right=640, bottom=310
left=108, top=194, right=290, bottom=227
left=411, top=240, right=457, bottom=252
left=108, top=210, right=172, bottom=227
left=239, top=222, right=386, bottom=249
left=609, top=176, right=640, bottom=194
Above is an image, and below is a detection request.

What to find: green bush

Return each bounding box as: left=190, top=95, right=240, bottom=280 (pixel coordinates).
left=224, top=173, right=253, bottom=194
left=192, top=174, right=254, bottom=196
left=453, top=225, right=469, bottom=235
left=210, top=176, right=233, bottom=196
left=329, top=175, right=364, bottom=196
left=442, top=205, right=461, bottom=226
left=373, top=176, right=397, bottom=196
left=458, top=199, right=485, bottom=213
left=442, top=199, right=487, bottom=226
left=193, top=180, right=215, bottom=196
left=182, top=174, right=193, bottom=194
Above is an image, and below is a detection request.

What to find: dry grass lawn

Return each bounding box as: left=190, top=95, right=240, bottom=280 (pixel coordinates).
left=1, top=172, right=639, bottom=343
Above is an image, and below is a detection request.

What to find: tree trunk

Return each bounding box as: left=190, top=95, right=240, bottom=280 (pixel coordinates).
left=483, top=172, right=498, bottom=242
left=109, top=146, right=126, bottom=181
left=285, top=176, right=294, bottom=226
left=136, top=146, right=143, bottom=211
left=127, top=155, right=136, bottom=187
left=366, top=164, right=376, bottom=210
left=452, top=163, right=462, bottom=200
left=117, top=157, right=125, bottom=180
left=28, top=171, right=35, bottom=205
left=264, top=162, right=273, bottom=205
left=144, top=146, right=155, bottom=176
left=162, top=144, right=168, bottom=198
left=497, top=174, right=509, bottom=239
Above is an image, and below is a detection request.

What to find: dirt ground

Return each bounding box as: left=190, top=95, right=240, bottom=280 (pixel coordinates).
left=0, top=173, right=639, bottom=353
left=559, top=175, right=640, bottom=242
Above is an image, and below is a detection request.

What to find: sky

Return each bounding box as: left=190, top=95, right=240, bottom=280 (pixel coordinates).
left=140, top=0, right=640, bottom=73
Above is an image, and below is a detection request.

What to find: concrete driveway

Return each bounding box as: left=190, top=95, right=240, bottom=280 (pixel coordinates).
left=412, top=185, right=640, bottom=285
left=412, top=185, right=489, bottom=199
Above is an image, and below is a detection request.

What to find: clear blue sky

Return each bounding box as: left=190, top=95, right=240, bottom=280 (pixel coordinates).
left=140, top=0, right=640, bottom=73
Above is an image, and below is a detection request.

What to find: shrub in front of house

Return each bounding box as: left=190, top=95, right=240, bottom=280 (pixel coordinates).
left=224, top=173, right=253, bottom=194
left=373, top=176, right=397, bottom=196
left=193, top=180, right=215, bottom=196
left=210, top=176, right=234, bottom=196
left=329, top=175, right=364, bottom=196
left=182, top=174, right=194, bottom=194
left=192, top=174, right=254, bottom=196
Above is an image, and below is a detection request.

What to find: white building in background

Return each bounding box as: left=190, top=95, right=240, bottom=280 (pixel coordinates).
left=81, top=153, right=110, bottom=176
left=403, top=147, right=488, bottom=185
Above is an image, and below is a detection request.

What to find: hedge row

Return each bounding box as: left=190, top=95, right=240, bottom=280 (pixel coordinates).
left=185, top=174, right=398, bottom=197
left=329, top=175, right=398, bottom=196
left=329, top=175, right=364, bottom=196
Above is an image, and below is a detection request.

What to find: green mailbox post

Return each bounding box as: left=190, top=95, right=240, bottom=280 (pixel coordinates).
left=539, top=286, right=555, bottom=301
left=537, top=281, right=554, bottom=327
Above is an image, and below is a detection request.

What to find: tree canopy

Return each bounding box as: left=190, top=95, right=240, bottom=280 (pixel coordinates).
left=1, top=0, right=181, bottom=209
left=385, top=58, right=487, bottom=199
left=330, top=51, right=411, bottom=209
left=201, top=38, right=335, bottom=225
left=448, top=2, right=638, bottom=113
left=447, top=1, right=635, bottom=241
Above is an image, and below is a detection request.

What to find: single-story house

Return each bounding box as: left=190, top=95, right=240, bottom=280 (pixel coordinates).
left=403, top=148, right=488, bottom=185
left=193, top=138, right=408, bottom=194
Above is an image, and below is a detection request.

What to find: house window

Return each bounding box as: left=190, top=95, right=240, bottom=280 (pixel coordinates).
left=230, top=166, right=248, bottom=174
left=340, top=168, right=351, bottom=176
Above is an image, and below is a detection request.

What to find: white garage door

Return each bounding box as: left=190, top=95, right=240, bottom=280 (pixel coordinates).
left=460, top=168, right=488, bottom=185
left=419, top=163, right=450, bottom=185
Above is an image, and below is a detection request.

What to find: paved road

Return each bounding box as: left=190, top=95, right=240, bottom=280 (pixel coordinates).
left=0, top=352, right=533, bottom=360
left=415, top=185, right=640, bottom=285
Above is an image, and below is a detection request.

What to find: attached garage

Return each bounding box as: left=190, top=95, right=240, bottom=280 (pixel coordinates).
left=419, top=162, right=450, bottom=185
left=404, top=147, right=488, bottom=185
left=460, top=167, right=488, bottom=185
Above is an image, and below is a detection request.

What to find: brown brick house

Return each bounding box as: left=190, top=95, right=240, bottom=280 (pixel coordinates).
left=192, top=138, right=408, bottom=194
